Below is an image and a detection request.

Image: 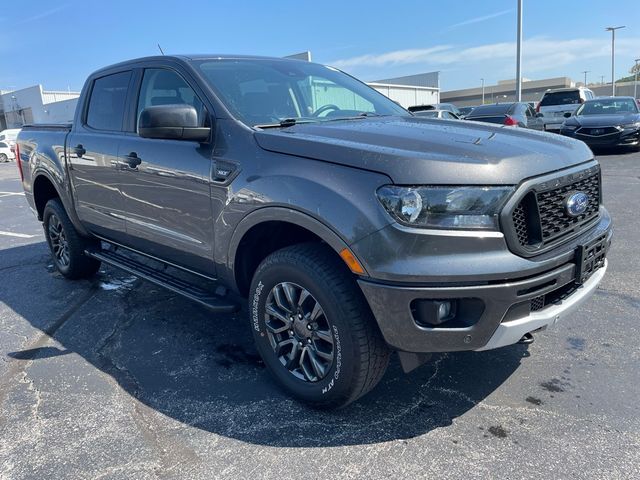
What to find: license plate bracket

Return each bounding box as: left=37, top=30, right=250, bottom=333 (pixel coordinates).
left=575, top=234, right=607, bottom=284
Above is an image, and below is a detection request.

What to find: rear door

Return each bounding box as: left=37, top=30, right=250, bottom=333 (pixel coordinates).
left=67, top=70, right=132, bottom=242
left=525, top=104, right=544, bottom=130
left=116, top=66, right=215, bottom=275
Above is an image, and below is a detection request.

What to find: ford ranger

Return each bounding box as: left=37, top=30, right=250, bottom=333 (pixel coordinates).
left=16, top=55, right=612, bottom=408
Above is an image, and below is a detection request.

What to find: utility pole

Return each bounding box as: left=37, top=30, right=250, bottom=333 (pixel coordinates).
left=606, top=26, right=625, bottom=96
left=515, top=0, right=523, bottom=102
left=481, top=78, right=485, bottom=104
left=582, top=70, right=589, bottom=86
left=600, top=75, right=605, bottom=85
left=635, top=58, right=639, bottom=100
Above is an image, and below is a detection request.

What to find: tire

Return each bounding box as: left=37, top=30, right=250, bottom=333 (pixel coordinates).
left=43, top=198, right=100, bottom=279
left=0, top=153, right=7, bottom=162
left=249, top=243, right=390, bottom=409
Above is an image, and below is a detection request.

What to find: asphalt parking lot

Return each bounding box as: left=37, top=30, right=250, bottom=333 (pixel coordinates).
left=0, top=150, right=639, bottom=480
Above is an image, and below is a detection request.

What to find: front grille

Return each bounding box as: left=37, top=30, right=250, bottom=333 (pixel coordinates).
left=508, top=166, right=601, bottom=254
left=530, top=295, right=545, bottom=312
left=576, top=127, right=619, bottom=136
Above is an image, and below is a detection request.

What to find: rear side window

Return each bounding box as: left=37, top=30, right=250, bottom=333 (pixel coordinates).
left=0, top=142, right=7, bottom=148
left=86, top=71, right=132, bottom=131
left=539, top=91, right=580, bottom=106
left=468, top=104, right=511, bottom=116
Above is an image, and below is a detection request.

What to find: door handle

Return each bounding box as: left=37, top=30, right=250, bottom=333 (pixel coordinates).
left=74, top=144, right=86, bottom=158
left=124, top=152, right=142, bottom=169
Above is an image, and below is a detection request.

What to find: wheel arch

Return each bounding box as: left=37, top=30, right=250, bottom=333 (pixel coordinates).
left=32, top=170, right=91, bottom=237
left=225, top=207, right=366, bottom=296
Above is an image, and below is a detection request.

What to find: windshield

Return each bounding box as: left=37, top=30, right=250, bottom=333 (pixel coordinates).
left=540, top=90, right=580, bottom=106
left=576, top=98, right=639, bottom=116
left=194, top=59, right=407, bottom=127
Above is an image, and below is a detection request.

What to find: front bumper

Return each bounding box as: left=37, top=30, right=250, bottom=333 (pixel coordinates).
left=357, top=222, right=612, bottom=353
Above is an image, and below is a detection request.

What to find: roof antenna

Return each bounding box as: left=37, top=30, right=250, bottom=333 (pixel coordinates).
left=157, top=44, right=165, bottom=55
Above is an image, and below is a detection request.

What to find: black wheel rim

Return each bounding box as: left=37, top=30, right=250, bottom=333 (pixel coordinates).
left=48, top=214, right=70, bottom=267
left=264, top=282, right=334, bottom=382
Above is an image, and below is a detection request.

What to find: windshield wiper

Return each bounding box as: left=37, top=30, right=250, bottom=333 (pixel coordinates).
left=254, top=118, right=317, bottom=129
left=323, top=112, right=386, bottom=122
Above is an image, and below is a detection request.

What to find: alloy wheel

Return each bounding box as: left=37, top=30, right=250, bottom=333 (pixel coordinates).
left=48, top=214, right=70, bottom=267
left=264, top=282, right=334, bottom=382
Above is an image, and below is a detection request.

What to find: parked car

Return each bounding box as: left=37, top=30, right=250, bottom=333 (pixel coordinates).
left=408, top=103, right=462, bottom=116
left=560, top=96, right=640, bottom=150
left=0, top=140, right=16, bottom=162
left=0, top=128, right=21, bottom=152
left=537, top=87, right=595, bottom=132
left=458, top=106, right=476, bottom=118
left=17, top=55, right=611, bottom=408
left=465, top=102, right=544, bottom=129
left=412, top=109, right=460, bottom=119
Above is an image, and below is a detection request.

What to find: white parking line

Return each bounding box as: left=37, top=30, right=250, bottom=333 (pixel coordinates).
left=0, top=230, right=38, bottom=238
left=0, top=192, right=25, bottom=198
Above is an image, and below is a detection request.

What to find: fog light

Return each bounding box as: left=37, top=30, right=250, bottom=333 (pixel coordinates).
left=412, top=299, right=457, bottom=327
left=437, top=301, right=451, bottom=320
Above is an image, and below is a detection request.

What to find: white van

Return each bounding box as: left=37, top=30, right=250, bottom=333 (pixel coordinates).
left=537, top=87, right=595, bottom=132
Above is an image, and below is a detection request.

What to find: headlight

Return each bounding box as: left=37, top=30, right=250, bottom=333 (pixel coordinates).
left=376, top=185, right=514, bottom=230
left=562, top=124, right=578, bottom=131
left=621, top=122, right=640, bottom=131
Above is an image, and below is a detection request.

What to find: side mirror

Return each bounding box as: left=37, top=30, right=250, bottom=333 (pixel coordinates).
left=139, top=104, right=210, bottom=142
left=535, top=112, right=544, bottom=118
left=563, top=112, right=572, bottom=118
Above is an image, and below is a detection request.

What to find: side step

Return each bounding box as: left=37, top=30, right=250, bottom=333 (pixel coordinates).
left=86, top=248, right=239, bottom=313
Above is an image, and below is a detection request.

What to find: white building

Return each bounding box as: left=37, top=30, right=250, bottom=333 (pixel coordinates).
left=370, top=72, right=440, bottom=108
left=0, top=85, right=80, bottom=129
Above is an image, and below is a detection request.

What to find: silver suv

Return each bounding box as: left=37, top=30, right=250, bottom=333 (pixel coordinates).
left=537, top=86, right=595, bottom=132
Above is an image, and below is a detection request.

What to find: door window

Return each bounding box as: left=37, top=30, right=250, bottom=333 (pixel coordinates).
left=86, top=71, right=132, bottom=131
left=137, top=69, right=207, bottom=131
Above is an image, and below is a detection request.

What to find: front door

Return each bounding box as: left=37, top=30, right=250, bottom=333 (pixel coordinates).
left=67, top=70, right=132, bottom=242
left=117, top=67, right=215, bottom=275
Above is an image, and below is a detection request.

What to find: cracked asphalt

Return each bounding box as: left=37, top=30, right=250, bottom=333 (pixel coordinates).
left=0, top=150, right=639, bottom=480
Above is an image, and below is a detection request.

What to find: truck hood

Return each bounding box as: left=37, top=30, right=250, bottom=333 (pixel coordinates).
left=254, top=116, right=593, bottom=185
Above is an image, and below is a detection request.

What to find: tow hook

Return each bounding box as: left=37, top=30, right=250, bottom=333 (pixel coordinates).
left=518, top=332, right=535, bottom=345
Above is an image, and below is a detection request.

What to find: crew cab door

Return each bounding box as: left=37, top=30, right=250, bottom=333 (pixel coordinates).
left=67, top=70, right=132, bottom=242
left=116, top=67, right=215, bottom=275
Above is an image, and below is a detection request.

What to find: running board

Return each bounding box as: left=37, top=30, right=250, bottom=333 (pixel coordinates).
left=85, top=248, right=239, bottom=313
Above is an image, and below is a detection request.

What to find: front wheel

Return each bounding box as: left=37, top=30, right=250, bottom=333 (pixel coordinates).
left=0, top=153, right=8, bottom=162
left=249, top=243, right=390, bottom=408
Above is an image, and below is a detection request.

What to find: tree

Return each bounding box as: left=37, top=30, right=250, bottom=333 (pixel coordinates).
left=616, top=62, right=640, bottom=83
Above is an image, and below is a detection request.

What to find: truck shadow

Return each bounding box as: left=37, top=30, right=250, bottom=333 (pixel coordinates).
left=2, top=242, right=529, bottom=448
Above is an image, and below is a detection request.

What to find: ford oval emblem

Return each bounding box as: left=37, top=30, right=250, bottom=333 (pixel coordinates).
left=565, top=192, right=589, bottom=217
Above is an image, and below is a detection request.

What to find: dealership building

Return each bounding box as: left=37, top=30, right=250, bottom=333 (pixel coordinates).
left=0, top=85, right=79, bottom=130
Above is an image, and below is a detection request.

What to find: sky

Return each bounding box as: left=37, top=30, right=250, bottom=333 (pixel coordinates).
left=1, top=0, right=639, bottom=93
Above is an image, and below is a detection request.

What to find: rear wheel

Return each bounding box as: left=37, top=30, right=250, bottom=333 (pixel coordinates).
left=43, top=198, right=100, bottom=279
left=249, top=243, right=390, bottom=408
left=0, top=153, right=8, bottom=162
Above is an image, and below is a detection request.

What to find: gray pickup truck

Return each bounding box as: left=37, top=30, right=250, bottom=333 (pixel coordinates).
left=16, top=55, right=611, bottom=408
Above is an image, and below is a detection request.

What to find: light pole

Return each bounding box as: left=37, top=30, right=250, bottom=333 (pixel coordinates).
left=634, top=58, right=639, bottom=100
left=600, top=75, right=605, bottom=85
left=582, top=70, right=589, bottom=86
left=481, top=78, right=485, bottom=104
left=606, top=26, right=625, bottom=96
left=515, top=0, right=523, bottom=101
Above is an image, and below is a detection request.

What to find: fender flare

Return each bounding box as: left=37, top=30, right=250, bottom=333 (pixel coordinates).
left=32, top=169, right=91, bottom=237
left=223, top=206, right=365, bottom=292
